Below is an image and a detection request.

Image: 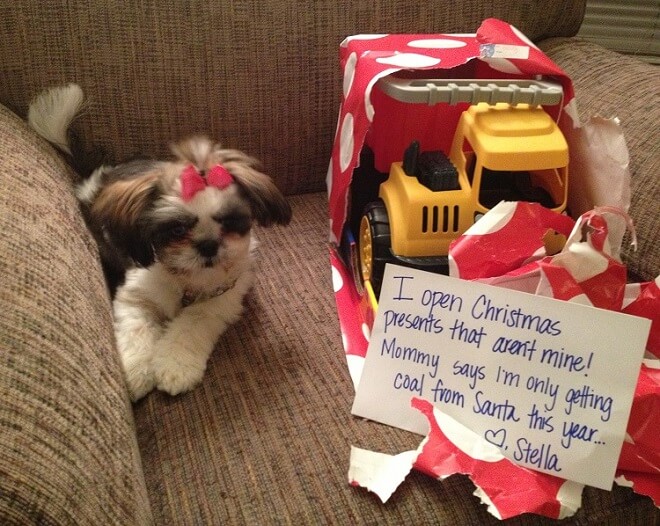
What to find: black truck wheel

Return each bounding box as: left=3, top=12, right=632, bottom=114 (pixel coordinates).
left=359, top=199, right=392, bottom=296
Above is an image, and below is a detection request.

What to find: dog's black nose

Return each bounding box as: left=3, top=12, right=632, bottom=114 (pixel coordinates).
left=195, top=239, right=220, bottom=258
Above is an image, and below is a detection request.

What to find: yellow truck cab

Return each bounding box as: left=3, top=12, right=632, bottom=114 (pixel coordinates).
left=359, top=79, right=569, bottom=298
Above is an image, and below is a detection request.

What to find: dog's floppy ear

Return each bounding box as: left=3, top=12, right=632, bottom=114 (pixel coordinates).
left=89, top=170, right=161, bottom=266
left=224, top=161, right=292, bottom=227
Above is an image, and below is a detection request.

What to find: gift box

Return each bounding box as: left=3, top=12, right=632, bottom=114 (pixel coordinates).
left=328, top=18, right=659, bottom=519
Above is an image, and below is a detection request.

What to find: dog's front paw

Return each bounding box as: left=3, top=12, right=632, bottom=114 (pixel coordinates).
left=119, top=346, right=156, bottom=402
left=152, top=347, right=206, bottom=396
left=126, top=371, right=156, bottom=402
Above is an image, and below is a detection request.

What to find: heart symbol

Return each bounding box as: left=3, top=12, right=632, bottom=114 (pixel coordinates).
left=485, top=428, right=506, bottom=448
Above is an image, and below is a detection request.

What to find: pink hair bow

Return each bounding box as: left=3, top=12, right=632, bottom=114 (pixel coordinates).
left=180, top=164, right=235, bottom=201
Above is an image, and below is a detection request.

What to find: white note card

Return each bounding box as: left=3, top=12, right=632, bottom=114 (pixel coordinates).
left=352, top=265, right=651, bottom=490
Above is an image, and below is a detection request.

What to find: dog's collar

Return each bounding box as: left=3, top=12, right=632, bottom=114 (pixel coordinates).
left=181, top=278, right=237, bottom=307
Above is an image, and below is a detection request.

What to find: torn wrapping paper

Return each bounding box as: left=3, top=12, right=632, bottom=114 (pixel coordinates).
left=348, top=397, right=583, bottom=519
left=328, top=18, right=658, bottom=521
left=329, top=19, right=637, bottom=377
left=351, top=260, right=651, bottom=490
left=448, top=201, right=576, bottom=280
left=448, top=204, right=645, bottom=312
left=623, top=281, right=660, bottom=359
left=560, top=115, right=632, bottom=218
left=331, top=249, right=370, bottom=387
left=616, top=360, right=660, bottom=505
left=330, top=17, right=581, bottom=391
left=447, top=203, right=659, bottom=509
left=346, top=204, right=659, bottom=519
left=348, top=438, right=427, bottom=503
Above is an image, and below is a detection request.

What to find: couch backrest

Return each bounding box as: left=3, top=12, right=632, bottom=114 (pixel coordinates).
left=0, top=0, right=585, bottom=196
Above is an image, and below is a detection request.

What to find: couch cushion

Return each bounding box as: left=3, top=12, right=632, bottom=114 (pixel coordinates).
left=134, top=192, right=659, bottom=524
left=540, top=38, right=659, bottom=282
left=0, top=105, right=153, bottom=525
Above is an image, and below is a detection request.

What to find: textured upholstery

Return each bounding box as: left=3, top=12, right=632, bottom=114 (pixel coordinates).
left=1, top=0, right=658, bottom=524
left=0, top=106, right=152, bottom=525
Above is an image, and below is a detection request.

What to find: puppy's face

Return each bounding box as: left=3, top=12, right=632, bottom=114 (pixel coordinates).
left=146, top=183, right=253, bottom=274
left=87, top=137, right=291, bottom=275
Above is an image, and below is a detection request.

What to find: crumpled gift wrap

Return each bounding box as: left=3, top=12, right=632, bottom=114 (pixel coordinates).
left=348, top=203, right=659, bottom=519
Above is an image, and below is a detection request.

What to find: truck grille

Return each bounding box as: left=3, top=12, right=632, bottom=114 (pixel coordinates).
left=422, top=205, right=459, bottom=233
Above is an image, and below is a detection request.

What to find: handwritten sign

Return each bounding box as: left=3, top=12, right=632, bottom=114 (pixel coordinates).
left=352, top=265, right=651, bottom=490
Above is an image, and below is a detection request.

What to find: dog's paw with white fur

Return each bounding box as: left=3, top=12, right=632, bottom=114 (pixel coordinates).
left=152, top=342, right=207, bottom=396
left=118, top=343, right=157, bottom=402
left=113, top=295, right=165, bottom=401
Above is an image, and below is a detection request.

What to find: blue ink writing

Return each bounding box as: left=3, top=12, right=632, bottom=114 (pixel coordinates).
left=561, top=420, right=601, bottom=449
left=471, top=294, right=562, bottom=336
left=564, top=385, right=613, bottom=422
left=449, top=319, right=487, bottom=348
left=452, top=360, right=485, bottom=389
left=514, top=438, right=562, bottom=473
left=381, top=337, right=440, bottom=378
left=541, top=348, right=594, bottom=375
left=421, top=288, right=463, bottom=318
left=473, top=390, right=520, bottom=422
left=527, top=403, right=555, bottom=433
left=526, top=374, right=559, bottom=411
left=383, top=309, right=443, bottom=334
left=392, top=275, right=414, bottom=301
left=393, top=372, right=424, bottom=395
left=491, top=336, right=537, bottom=361
left=431, top=378, right=465, bottom=407
left=495, top=365, right=521, bottom=387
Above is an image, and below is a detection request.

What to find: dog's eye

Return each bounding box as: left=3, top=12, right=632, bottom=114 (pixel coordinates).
left=216, top=214, right=251, bottom=235
left=170, top=224, right=189, bottom=238
left=152, top=217, right=197, bottom=247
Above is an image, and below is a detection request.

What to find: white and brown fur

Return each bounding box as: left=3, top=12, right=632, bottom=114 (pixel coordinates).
left=28, top=84, right=291, bottom=401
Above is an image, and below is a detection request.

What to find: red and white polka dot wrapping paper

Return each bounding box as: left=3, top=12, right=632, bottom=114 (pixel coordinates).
left=329, top=17, right=576, bottom=370
left=328, top=18, right=574, bottom=246
left=444, top=203, right=660, bottom=514
left=329, top=19, right=659, bottom=519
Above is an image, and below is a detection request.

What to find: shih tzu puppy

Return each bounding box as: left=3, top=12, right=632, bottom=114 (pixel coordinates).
left=28, top=84, right=291, bottom=401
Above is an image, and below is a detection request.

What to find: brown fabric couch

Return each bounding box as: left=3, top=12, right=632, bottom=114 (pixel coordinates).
left=0, top=1, right=658, bottom=524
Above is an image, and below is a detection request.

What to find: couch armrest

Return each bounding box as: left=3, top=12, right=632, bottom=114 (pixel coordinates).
left=540, top=38, right=660, bottom=281
left=0, top=105, right=153, bottom=524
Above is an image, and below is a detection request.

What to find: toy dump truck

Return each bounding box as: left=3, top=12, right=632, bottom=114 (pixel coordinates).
left=358, top=78, right=569, bottom=297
